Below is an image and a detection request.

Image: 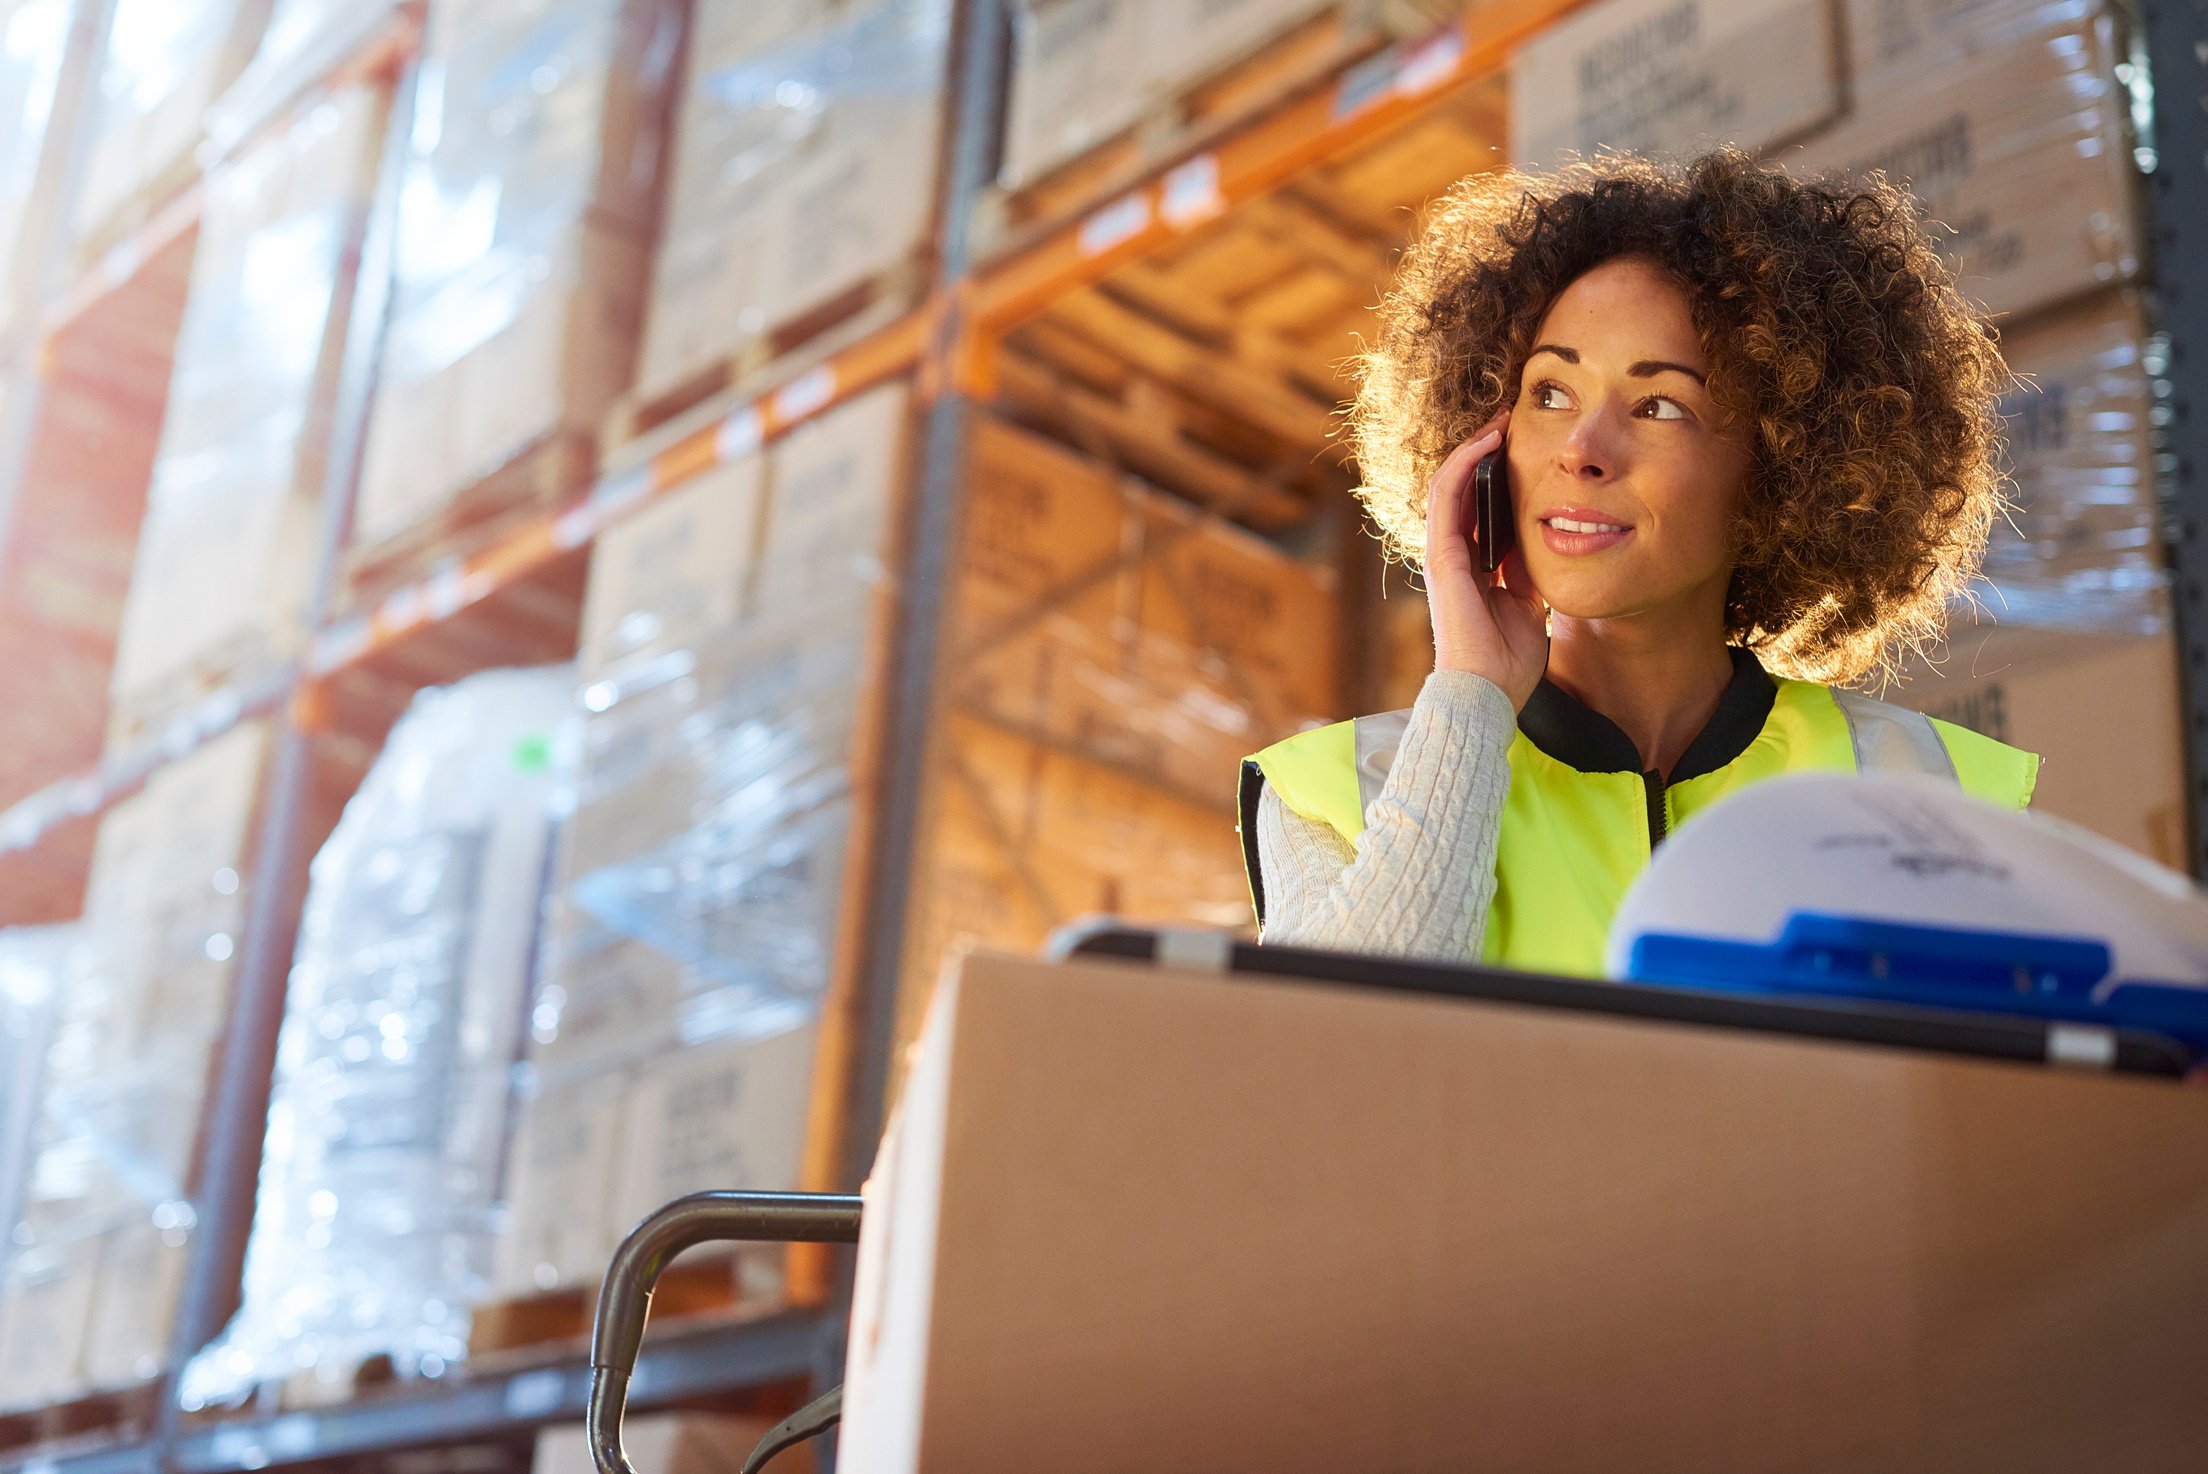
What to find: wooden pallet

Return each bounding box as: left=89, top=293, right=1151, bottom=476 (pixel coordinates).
left=464, top=1249, right=779, bottom=1367
left=0, top=1379, right=162, bottom=1460
left=337, top=429, right=596, bottom=621
left=976, top=0, right=1454, bottom=258
left=603, top=259, right=930, bottom=468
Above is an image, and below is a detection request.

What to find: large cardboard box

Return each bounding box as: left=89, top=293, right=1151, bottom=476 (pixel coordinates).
left=1982, top=290, right=2161, bottom=633
left=579, top=451, right=767, bottom=677
left=495, top=1069, right=632, bottom=1293
left=611, top=1023, right=820, bottom=1234
left=999, top=0, right=1159, bottom=188
left=1887, top=626, right=2186, bottom=870
left=953, top=416, right=1339, bottom=802
left=80, top=1221, right=191, bottom=1390
left=70, top=0, right=265, bottom=256
left=842, top=947, right=2208, bottom=1471
left=1782, top=2, right=2137, bottom=322
left=0, top=1240, right=98, bottom=1410
left=635, top=0, right=948, bottom=405
left=350, top=0, right=677, bottom=556
left=1510, top=0, right=1841, bottom=165
left=109, top=83, right=387, bottom=739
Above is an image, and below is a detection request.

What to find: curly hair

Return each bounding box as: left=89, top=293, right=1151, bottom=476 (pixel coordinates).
left=1351, top=147, right=2012, bottom=685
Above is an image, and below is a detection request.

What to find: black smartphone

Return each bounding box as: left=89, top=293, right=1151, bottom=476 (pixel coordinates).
left=1471, top=447, right=1513, bottom=574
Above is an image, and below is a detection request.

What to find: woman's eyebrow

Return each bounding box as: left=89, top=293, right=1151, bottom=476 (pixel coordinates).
left=1629, top=359, right=1708, bottom=384
left=1527, top=342, right=1578, bottom=364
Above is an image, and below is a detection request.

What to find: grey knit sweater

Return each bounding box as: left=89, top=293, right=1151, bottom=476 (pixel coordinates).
left=1254, top=668, right=1519, bottom=962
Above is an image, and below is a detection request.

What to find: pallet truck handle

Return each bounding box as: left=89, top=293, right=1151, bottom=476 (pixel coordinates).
left=588, top=1190, right=865, bottom=1474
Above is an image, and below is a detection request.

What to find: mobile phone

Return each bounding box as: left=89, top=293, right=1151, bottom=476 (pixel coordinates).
left=1471, top=447, right=1513, bottom=574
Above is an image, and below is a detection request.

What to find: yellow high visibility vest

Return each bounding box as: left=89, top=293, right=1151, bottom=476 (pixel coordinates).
left=1237, top=648, right=2039, bottom=978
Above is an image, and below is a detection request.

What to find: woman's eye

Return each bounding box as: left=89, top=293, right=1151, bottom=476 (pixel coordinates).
left=1638, top=397, right=1688, bottom=421
left=1529, top=381, right=1570, bottom=410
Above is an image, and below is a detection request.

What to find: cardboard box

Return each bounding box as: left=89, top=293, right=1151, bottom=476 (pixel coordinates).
left=635, top=0, right=947, bottom=403
left=352, top=0, right=680, bottom=551
left=80, top=1221, right=190, bottom=1390
left=1982, top=289, right=2162, bottom=632
left=1782, top=4, right=2137, bottom=322
left=534, top=1412, right=814, bottom=1474
left=1510, top=0, right=1841, bottom=165
left=580, top=450, right=767, bottom=677
left=1886, top=626, right=2186, bottom=870
left=1839, top=0, right=2076, bottom=90
left=355, top=220, right=653, bottom=550
left=752, top=381, right=912, bottom=605
left=611, top=1023, right=820, bottom=1233
left=495, top=1069, right=632, bottom=1293
left=109, top=84, right=386, bottom=737
left=842, top=947, right=2208, bottom=1471
left=999, top=0, right=1159, bottom=188
left=953, top=417, right=1338, bottom=800
left=0, top=1241, right=97, bottom=1410
left=69, top=0, right=264, bottom=255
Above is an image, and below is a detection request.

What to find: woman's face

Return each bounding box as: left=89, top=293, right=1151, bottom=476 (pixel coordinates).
left=1506, top=255, right=1751, bottom=626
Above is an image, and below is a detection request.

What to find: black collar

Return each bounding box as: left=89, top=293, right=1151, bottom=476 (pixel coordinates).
left=1517, top=646, right=1776, bottom=781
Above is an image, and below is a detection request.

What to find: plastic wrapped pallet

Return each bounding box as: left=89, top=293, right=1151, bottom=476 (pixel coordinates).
left=497, top=387, right=912, bottom=1293
left=1000, top=0, right=1365, bottom=189
left=70, top=0, right=264, bottom=255
left=0, top=723, right=270, bottom=1402
left=0, top=926, right=74, bottom=1406
left=350, top=0, right=678, bottom=567
left=633, top=0, right=951, bottom=412
left=0, top=0, right=67, bottom=331
left=1508, top=0, right=1842, bottom=167
left=177, top=668, right=574, bottom=1408
left=1978, top=292, right=2164, bottom=636
left=1782, top=0, right=2139, bottom=322
left=107, top=82, right=387, bottom=743
left=204, top=0, right=406, bottom=157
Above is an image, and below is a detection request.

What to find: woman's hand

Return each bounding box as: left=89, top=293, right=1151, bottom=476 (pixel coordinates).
left=1423, top=417, right=1549, bottom=710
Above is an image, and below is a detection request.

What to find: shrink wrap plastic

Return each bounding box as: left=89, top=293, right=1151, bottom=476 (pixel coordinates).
left=177, top=668, right=575, bottom=1407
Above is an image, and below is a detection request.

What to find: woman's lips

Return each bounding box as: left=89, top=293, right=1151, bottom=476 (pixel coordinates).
left=1536, top=511, right=1634, bottom=556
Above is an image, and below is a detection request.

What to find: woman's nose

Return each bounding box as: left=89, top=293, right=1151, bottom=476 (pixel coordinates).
left=1558, top=415, right=1616, bottom=480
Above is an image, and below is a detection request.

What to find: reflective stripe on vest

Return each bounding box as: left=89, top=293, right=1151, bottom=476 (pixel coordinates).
left=1239, top=676, right=2039, bottom=976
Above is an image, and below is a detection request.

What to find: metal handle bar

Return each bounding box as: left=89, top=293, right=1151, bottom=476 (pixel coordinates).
left=588, top=1190, right=865, bottom=1474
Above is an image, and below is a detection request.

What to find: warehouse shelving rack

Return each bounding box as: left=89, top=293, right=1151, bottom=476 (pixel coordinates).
left=0, top=0, right=2203, bottom=1471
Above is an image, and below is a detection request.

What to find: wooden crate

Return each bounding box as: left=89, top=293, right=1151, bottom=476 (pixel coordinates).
left=983, top=0, right=1461, bottom=252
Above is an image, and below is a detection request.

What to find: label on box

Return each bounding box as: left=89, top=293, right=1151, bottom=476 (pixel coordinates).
left=1511, top=0, right=1840, bottom=164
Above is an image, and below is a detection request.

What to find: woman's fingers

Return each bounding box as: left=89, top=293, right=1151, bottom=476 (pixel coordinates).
left=1423, top=421, right=1507, bottom=571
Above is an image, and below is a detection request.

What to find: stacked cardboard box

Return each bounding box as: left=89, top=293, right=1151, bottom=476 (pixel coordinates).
left=349, top=0, right=678, bottom=574
left=0, top=723, right=270, bottom=1403
left=900, top=415, right=1340, bottom=1041
left=634, top=0, right=953, bottom=409
left=1001, top=0, right=1434, bottom=189
left=495, top=387, right=905, bottom=1293
left=1509, top=0, right=1842, bottom=166
left=70, top=0, right=266, bottom=256
left=106, top=82, right=387, bottom=744
left=1784, top=0, right=2139, bottom=322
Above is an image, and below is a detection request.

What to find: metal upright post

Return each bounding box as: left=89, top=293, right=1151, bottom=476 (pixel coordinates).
left=153, top=58, right=417, bottom=1451
left=813, top=1, right=1009, bottom=1466
left=838, top=0, right=1010, bottom=1200
left=2139, top=0, right=2208, bottom=874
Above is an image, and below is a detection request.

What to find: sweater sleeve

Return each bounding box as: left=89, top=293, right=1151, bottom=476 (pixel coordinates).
left=1253, top=668, right=1516, bottom=962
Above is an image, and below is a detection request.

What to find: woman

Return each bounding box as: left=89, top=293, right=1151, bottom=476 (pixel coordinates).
left=1237, top=149, right=2039, bottom=975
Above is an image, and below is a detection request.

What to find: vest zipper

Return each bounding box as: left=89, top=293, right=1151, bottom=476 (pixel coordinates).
left=1642, top=770, right=1669, bottom=851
